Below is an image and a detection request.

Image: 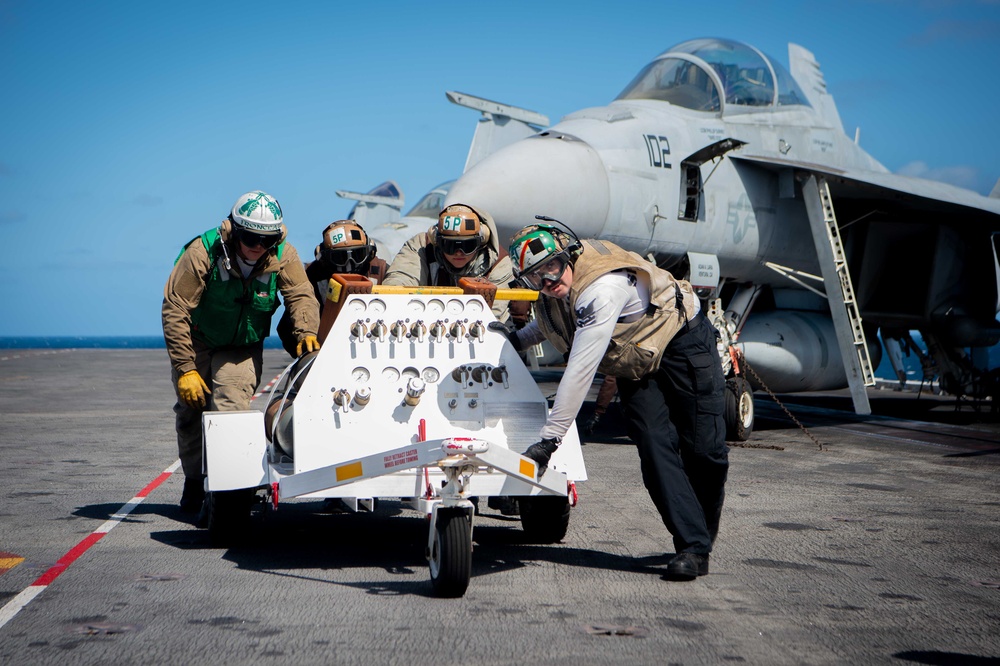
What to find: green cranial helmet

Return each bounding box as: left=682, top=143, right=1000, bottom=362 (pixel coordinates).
left=508, top=226, right=565, bottom=277
left=230, top=190, right=283, bottom=234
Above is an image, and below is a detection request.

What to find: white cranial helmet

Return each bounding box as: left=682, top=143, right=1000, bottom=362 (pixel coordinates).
left=230, top=190, right=283, bottom=234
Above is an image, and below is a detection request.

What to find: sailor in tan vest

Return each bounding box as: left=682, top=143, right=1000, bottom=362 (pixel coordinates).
left=506, top=221, right=729, bottom=581
left=382, top=203, right=516, bottom=322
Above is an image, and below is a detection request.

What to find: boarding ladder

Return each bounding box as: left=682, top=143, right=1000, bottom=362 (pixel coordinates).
left=802, top=175, right=875, bottom=415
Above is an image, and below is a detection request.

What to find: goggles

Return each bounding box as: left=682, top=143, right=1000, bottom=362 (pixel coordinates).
left=439, top=235, right=481, bottom=256
left=323, top=245, right=372, bottom=269
left=236, top=229, right=281, bottom=250
left=519, top=255, right=569, bottom=290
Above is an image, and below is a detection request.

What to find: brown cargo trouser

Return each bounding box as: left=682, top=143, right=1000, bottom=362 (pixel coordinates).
left=171, top=341, right=263, bottom=479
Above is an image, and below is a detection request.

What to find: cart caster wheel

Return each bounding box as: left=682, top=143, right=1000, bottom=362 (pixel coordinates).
left=725, top=377, right=754, bottom=441
left=429, top=508, right=471, bottom=597
left=519, top=495, right=570, bottom=543
left=206, top=489, right=255, bottom=547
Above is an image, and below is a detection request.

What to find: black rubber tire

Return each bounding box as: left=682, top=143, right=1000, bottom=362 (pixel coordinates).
left=429, top=508, right=472, bottom=597
left=725, top=377, right=754, bottom=441
left=206, top=489, right=255, bottom=547
left=519, top=495, right=570, bottom=543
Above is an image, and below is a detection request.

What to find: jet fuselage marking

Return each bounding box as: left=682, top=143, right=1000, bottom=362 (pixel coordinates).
left=727, top=193, right=758, bottom=244
left=643, top=134, right=672, bottom=169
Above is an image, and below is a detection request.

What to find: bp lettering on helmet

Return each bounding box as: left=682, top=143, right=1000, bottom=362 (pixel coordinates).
left=442, top=215, right=464, bottom=232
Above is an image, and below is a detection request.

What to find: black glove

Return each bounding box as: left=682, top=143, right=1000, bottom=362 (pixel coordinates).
left=581, top=412, right=601, bottom=436
left=487, top=320, right=522, bottom=352
left=523, top=437, right=560, bottom=474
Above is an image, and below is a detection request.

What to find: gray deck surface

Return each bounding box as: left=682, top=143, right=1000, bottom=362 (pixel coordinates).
left=1, top=348, right=998, bottom=665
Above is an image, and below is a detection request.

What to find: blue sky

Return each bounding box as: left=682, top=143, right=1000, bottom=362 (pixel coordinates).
left=1, top=0, right=998, bottom=336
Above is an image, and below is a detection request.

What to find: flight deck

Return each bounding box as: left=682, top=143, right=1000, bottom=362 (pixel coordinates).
left=0, top=348, right=997, bottom=665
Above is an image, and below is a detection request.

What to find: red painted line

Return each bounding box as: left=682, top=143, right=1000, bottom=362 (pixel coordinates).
left=136, top=470, right=173, bottom=498
left=1, top=461, right=181, bottom=629
left=3, top=376, right=272, bottom=627
left=33, top=532, right=107, bottom=586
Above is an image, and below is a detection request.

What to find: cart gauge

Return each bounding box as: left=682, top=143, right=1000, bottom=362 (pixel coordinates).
left=401, top=367, right=420, bottom=380
left=465, top=300, right=484, bottom=314
left=422, top=367, right=440, bottom=383
left=346, top=298, right=367, bottom=316
left=407, top=299, right=426, bottom=313
left=382, top=367, right=400, bottom=382
left=368, top=298, right=387, bottom=315
left=352, top=367, right=371, bottom=383
left=426, top=298, right=445, bottom=316
left=446, top=299, right=464, bottom=316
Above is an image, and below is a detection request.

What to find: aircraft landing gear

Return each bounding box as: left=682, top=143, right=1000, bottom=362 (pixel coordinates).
left=724, top=376, right=754, bottom=441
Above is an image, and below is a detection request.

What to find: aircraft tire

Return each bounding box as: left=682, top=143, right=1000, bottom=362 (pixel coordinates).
left=429, top=508, right=472, bottom=598
left=206, top=489, right=255, bottom=547
left=725, top=377, right=754, bottom=441
left=519, top=495, right=570, bottom=543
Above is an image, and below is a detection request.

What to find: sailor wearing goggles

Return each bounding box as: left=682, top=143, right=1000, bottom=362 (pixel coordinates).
left=382, top=203, right=516, bottom=322
left=507, top=222, right=729, bottom=582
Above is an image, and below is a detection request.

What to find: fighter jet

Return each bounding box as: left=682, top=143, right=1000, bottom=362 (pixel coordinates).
left=337, top=179, right=453, bottom=261
left=340, top=92, right=550, bottom=263
left=444, top=37, right=1000, bottom=438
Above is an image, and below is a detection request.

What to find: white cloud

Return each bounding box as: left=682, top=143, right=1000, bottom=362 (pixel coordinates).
left=896, top=161, right=982, bottom=191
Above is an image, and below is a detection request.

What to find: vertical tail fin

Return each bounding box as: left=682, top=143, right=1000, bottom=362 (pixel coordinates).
left=788, top=43, right=845, bottom=135
left=446, top=91, right=549, bottom=173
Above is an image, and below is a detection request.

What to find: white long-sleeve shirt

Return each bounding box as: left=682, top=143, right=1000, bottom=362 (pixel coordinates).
left=516, top=270, right=653, bottom=441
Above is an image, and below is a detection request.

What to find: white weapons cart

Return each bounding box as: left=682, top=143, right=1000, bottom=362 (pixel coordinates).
left=201, top=277, right=587, bottom=597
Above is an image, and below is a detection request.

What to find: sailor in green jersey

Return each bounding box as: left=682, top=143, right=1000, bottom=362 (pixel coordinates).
left=162, top=190, right=320, bottom=512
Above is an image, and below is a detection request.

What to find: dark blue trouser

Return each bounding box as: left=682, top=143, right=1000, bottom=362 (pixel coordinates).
left=616, top=317, right=729, bottom=554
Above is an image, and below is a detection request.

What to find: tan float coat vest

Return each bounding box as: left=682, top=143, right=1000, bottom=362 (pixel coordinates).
left=533, top=239, right=699, bottom=380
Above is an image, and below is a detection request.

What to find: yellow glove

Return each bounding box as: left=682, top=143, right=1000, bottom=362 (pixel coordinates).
left=296, top=335, right=320, bottom=357
left=177, top=370, right=210, bottom=409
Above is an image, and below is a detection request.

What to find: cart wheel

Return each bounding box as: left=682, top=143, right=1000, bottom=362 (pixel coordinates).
left=429, top=508, right=471, bottom=597
left=519, top=495, right=570, bottom=543
left=725, top=377, right=754, bottom=441
left=206, top=489, right=255, bottom=547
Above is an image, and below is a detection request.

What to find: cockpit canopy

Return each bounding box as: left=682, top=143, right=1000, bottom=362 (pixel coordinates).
left=616, top=38, right=811, bottom=112
left=404, top=180, right=454, bottom=219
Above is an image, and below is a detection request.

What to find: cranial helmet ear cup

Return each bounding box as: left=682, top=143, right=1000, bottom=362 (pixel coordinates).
left=565, top=238, right=583, bottom=260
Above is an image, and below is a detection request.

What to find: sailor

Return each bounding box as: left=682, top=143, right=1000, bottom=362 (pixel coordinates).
left=162, top=190, right=320, bottom=512
left=276, top=220, right=388, bottom=357
left=382, top=203, right=516, bottom=322
left=506, top=222, right=729, bottom=581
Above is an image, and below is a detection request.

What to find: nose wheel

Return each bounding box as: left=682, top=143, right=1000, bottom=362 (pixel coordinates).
left=428, top=507, right=472, bottom=597
left=725, top=376, right=755, bottom=441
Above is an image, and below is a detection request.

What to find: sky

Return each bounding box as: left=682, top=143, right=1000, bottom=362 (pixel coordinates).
left=1, top=0, right=998, bottom=337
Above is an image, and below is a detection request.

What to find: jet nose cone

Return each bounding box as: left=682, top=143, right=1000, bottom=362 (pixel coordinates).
left=446, top=134, right=610, bottom=242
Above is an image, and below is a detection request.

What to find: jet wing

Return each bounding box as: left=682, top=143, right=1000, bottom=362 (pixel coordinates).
left=731, top=153, right=1000, bottom=222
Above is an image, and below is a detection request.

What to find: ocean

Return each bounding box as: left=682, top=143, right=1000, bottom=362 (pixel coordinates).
left=0, top=336, right=284, bottom=349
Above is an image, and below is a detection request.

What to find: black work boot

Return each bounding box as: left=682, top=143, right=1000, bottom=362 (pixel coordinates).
left=664, top=552, right=709, bottom=581
left=180, top=476, right=206, bottom=513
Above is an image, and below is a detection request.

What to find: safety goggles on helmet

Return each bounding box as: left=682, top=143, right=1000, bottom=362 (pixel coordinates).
left=322, top=245, right=374, bottom=272
left=518, top=254, right=569, bottom=290
left=439, top=235, right=482, bottom=256
left=235, top=228, right=281, bottom=250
